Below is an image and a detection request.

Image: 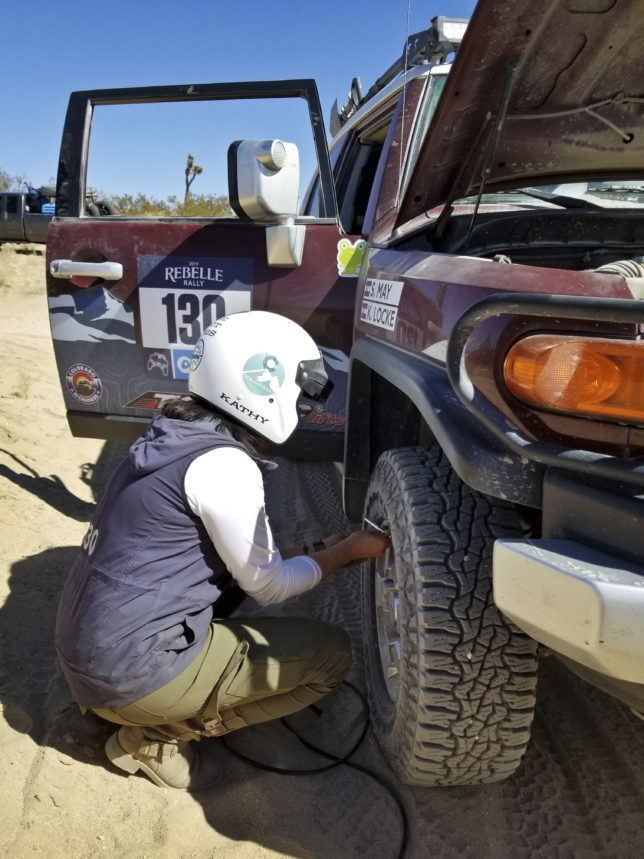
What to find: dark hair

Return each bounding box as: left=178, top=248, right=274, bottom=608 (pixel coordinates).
left=160, top=396, right=214, bottom=422
left=160, top=395, right=267, bottom=457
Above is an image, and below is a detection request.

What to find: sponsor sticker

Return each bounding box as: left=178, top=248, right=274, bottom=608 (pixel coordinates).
left=297, top=402, right=315, bottom=420
left=242, top=354, right=285, bottom=396
left=173, top=349, right=194, bottom=380
left=143, top=347, right=194, bottom=380
left=360, top=278, right=404, bottom=332
left=143, top=346, right=198, bottom=381
left=65, top=363, right=102, bottom=404
left=305, top=409, right=345, bottom=427
left=190, top=338, right=205, bottom=372
left=297, top=402, right=345, bottom=427
left=125, top=392, right=192, bottom=410
left=336, top=239, right=366, bottom=277
left=145, top=350, right=171, bottom=378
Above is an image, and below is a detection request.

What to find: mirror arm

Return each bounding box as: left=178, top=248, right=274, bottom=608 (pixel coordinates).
left=266, top=217, right=305, bottom=267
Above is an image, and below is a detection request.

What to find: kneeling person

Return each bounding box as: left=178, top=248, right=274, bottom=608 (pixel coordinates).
left=55, top=311, right=388, bottom=790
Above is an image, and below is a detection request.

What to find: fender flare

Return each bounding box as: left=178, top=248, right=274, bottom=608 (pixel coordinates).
left=343, top=336, right=543, bottom=520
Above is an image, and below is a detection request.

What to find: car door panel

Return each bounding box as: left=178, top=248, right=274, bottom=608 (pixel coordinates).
left=46, top=79, right=362, bottom=452
left=47, top=217, right=360, bottom=447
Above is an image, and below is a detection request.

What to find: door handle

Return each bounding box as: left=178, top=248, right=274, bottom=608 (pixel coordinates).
left=49, top=259, right=123, bottom=280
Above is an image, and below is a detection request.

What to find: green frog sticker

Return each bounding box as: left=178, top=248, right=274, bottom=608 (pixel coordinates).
left=337, top=238, right=366, bottom=277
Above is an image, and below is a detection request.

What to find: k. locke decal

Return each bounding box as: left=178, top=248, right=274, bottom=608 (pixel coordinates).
left=360, top=278, right=404, bottom=331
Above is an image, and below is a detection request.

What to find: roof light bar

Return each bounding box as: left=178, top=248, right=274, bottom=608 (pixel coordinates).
left=329, top=15, right=469, bottom=136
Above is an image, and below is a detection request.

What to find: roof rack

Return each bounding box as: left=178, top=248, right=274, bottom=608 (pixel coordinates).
left=329, top=15, right=469, bottom=137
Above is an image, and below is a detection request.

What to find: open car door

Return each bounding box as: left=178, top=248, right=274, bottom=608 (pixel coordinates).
left=47, top=80, right=364, bottom=459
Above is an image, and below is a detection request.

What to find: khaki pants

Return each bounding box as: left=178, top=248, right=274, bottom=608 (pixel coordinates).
left=93, top=616, right=352, bottom=742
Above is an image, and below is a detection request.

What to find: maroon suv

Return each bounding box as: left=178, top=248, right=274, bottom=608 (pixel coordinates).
left=47, top=0, right=644, bottom=785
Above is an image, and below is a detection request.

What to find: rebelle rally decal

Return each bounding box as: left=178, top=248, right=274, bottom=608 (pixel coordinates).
left=360, top=278, right=404, bottom=331
left=138, top=256, right=252, bottom=380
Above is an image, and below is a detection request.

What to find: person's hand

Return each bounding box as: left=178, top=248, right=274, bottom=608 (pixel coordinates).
left=344, top=529, right=390, bottom=564
left=309, top=529, right=391, bottom=580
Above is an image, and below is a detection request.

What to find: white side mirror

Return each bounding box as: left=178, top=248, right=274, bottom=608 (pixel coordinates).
left=228, top=139, right=305, bottom=267
left=228, top=139, right=300, bottom=221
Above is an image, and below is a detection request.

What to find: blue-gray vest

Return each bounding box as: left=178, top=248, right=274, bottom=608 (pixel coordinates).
left=55, top=415, right=247, bottom=709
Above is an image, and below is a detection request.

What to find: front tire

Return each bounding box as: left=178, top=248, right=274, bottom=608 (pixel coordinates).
left=362, top=446, right=538, bottom=786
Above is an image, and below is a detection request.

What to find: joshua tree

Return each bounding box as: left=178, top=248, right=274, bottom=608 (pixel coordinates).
left=184, top=154, right=203, bottom=204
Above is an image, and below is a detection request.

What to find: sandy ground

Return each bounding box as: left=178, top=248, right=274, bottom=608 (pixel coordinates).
left=2, top=241, right=644, bottom=859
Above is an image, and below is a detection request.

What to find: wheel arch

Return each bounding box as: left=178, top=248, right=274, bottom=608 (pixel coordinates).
left=343, top=336, right=544, bottom=521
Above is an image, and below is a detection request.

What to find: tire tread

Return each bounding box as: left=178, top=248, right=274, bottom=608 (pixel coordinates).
left=363, top=446, right=538, bottom=785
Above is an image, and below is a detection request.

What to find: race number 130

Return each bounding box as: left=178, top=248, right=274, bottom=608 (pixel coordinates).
left=161, top=291, right=223, bottom=345
left=139, top=287, right=250, bottom=350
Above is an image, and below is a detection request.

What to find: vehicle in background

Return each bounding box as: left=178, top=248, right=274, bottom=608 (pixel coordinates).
left=45, top=0, right=644, bottom=787
left=0, top=186, right=116, bottom=243
left=0, top=186, right=56, bottom=243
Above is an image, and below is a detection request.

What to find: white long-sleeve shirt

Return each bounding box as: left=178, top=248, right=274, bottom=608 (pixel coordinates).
left=184, top=446, right=321, bottom=605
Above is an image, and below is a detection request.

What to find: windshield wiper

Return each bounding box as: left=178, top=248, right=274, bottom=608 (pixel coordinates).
left=511, top=187, right=604, bottom=210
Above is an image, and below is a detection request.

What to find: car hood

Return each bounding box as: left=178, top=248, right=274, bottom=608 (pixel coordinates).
left=398, top=0, right=644, bottom=225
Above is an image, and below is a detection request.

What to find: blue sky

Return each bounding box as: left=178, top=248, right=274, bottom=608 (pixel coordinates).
left=3, top=0, right=476, bottom=200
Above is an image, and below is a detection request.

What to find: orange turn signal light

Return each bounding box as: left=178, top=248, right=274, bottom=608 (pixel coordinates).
left=503, top=334, right=644, bottom=422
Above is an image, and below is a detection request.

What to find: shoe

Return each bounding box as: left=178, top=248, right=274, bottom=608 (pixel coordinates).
left=105, top=726, right=220, bottom=791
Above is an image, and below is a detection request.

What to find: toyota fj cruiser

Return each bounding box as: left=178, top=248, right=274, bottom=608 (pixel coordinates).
left=46, top=0, right=644, bottom=786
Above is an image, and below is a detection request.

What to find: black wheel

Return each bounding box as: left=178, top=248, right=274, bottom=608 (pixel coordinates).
left=362, top=446, right=538, bottom=786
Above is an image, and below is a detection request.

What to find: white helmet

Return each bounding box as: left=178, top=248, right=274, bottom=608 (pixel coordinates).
left=189, top=310, right=332, bottom=444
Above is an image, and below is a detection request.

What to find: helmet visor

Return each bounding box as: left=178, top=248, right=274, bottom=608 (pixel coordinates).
left=296, top=356, right=333, bottom=402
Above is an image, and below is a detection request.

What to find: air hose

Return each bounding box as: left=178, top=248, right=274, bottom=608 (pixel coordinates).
left=222, top=680, right=410, bottom=859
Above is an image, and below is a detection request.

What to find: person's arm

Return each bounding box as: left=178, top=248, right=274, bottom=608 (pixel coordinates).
left=309, top=530, right=389, bottom=579
left=185, top=446, right=321, bottom=604
left=283, top=531, right=389, bottom=575
left=185, top=447, right=388, bottom=603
